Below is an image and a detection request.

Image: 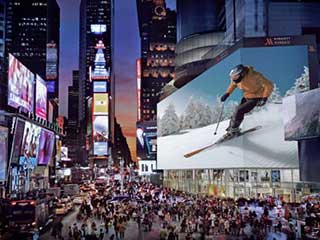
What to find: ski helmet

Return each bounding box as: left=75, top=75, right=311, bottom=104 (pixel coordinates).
left=229, top=64, right=245, bottom=83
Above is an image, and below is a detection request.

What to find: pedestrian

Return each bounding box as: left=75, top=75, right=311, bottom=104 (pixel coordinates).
left=159, top=225, right=168, bottom=240
left=98, top=229, right=104, bottom=240
left=117, top=219, right=126, bottom=240
left=68, top=226, right=73, bottom=240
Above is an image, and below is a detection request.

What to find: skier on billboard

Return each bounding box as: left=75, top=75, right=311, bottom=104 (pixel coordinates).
left=220, top=64, right=274, bottom=139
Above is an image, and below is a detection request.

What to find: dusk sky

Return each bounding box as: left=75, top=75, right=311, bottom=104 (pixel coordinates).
left=58, top=0, right=176, bottom=160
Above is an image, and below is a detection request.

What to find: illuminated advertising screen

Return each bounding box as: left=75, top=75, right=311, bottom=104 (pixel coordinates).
left=136, top=121, right=157, bottom=160
left=46, top=43, right=58, bottom=80
left=37, top=129, right=55, bottom=165
left=93, top=81, right=107, bottom=93
left=158, top=44, right=311, bottom=169
left=138, top=160, right=157, bottom=176
left=91, top=24, right=107, bottom=34
left=61, top=146, right=68, bottom=160
left=36, top=75, right=47, bottom=120
left=19, top=122, right=41, bottom=169
left=8, top=54, right=34, bottom=112
left=93, top=116, right=108, bottom=156
left=283, top=87, right=320, bottom=140
left=10, top=118, right=25, bottom=164
left=47, top=81, right=56, bottom=93
left=93, top=93, right=109, bottom=115
left=0, top=127, right=8, bottom=181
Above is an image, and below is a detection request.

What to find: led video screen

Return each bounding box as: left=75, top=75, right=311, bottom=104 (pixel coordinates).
left=136, top=121, right=157, bottom=160
left=91, top=24, right=107, bottom=34
left=36, top=75, right=47, bottom=120
left=93, top=81, right=107, bottom=93
left=10, top=118, right=25, bottom=164
left=0, top=127, right=8, bottom=181
left=37, top=129, right=55, bottom=165
left=283, top=87, right=320, bottom=140
left=93, top=94, right=109, bottom=115
left=20, top=122, right=41, bottom=169
left=158, top=45, right=310, bottom=169
left=93, top=116, right=109, bottom=156
left=8, top=54, right=34, bottom=112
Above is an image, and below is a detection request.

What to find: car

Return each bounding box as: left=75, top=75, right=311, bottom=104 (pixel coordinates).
left=73, top=196, right=83, bottom=205
left=55, top=203, right=67, bottom=215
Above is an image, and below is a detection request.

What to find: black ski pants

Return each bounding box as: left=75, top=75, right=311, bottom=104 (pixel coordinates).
left=230, top=98, right=260, bottom=129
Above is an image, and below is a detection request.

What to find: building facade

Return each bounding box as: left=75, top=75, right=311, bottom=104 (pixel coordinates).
left=78, top=0, right=112, bottom=164
left=113, top=118, right=132, bottom=167
left=66, top=70, right=81, bottom=164
left=5, top=0, right=60, bottom=99
left=137, top=0, right=176, bottom=122
left=0, top=0, right=5, bottom=110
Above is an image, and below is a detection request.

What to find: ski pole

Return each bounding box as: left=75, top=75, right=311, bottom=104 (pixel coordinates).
left=214, top=102, right=225, bottom=135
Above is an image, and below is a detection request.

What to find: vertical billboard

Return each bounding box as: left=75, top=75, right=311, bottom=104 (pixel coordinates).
left=136, top=121, right=157, bottom=160
left=137, top=59, right=141, bottom=121
left=35, top=75, right=47, bottom=120
left=93, top=93, right=109, bottom=115
left=20, top=122, right=41, bottom=169
left=0, top=127, right=8, bottom=181
left=8, top=54, right=34, bottom=112
left=157, top=44, right=311, bottom=169
left=93, top=81, right=107, bottom=93
left=93, top=116, right=109, bottom=155
left=10, top=118, right=25, bottom=164
left=46, top=42, right=58, bottom=80
left=37, top=129, right=55, bottom=166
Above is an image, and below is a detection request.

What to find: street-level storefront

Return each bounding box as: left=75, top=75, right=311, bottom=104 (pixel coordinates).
left=163, top=168, right=320, bottom=202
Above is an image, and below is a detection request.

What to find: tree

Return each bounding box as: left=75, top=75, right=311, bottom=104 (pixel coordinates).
left=268, top=83, right=282, bottom=104
left=159, top=103, right=180, bottom=136
left=182, top=97, right=198, bottom=129
left=285, top=66, right=309, bottom=96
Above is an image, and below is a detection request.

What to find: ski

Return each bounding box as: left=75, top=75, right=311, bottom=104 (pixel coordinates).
left=184, top=126, right=262, bottom=158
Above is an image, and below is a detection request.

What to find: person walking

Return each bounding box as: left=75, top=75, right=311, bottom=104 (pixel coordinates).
left=220, top=64, right=274, bottom=138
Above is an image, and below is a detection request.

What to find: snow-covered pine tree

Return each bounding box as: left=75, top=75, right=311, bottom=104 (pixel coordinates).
left=159, top=103, right=180, bottom=136
left=179, top=114, right=185, bottom=130
left=285, top=66, right=310, bottom=96
left=182, top=97, right=198, bottom=129
left=268, top=83, right=282, bottom=104
left=211, top=96, right=224, bottom=123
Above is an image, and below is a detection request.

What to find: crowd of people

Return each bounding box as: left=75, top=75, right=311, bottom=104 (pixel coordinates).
left=48, top=179, right=320, bottom=240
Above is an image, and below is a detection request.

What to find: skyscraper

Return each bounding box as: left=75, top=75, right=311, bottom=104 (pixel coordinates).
left=5, top=0, right=60, bottom=99
left=79, top=0, right=112, bottom=164
left=137, top=0, right=176, bottom=121
left=66, top=70, right=81, bottom=163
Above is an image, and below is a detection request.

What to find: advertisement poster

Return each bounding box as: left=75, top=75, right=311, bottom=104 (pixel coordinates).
left=37, top=129, right=55, bottom=165
left=283, top=87, right=320, bottom=140
left=20, top=122, right=41, bottom=169
left=93, top=81, right=107, bottom=93
left=61, top=146, right=68, bottom=160
left=8, top=54, right=34, bottom=112
left=271, top=170, right=281, bottom=183
left=46, top=42, right=58, bottom=80
left=136, top=121, right=157, bottom=160
left=93, top=116, right=108, bottom=156
left=10, top=118, right=25, bottom=164
left=0, top=127, right=8, bottom=181
left=36, top=75, right=47, bottom=120
left=93, top=94, right=109, bottom=115
left=157, top=45, right=309, bottom=169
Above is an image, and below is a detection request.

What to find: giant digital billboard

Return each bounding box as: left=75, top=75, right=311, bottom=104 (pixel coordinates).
left=20, top=122, right=41, bottom=169
left=157, top=45, right=311, bottom=169
left=0, top=127, right=8, bottom=181
left=37, top=129, right=55, bottom=165
left=8, top=54, right=34, bottom=112
left=93, top=116, right=109, bottom=156
left=36, top=75, right=47, bottom=120
left=93, top=81, right=107, bottom=93
left=283, top=87, right=320, bottom=140
left=93, top=93, right=109, bottom=115
left=46, top=42, right=58, bottom=80
left=136, top=121, right=157, bottom=160
left=10, top=118, right=25, bottom=164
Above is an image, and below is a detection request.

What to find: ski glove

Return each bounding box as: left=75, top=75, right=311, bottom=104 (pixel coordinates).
left=220, top=93, right=230, bottom=102
left=257, top=98, right=268, bottom=106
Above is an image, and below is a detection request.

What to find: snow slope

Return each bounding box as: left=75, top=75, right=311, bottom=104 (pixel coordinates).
left=158, top=103, right=299, bottom=170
